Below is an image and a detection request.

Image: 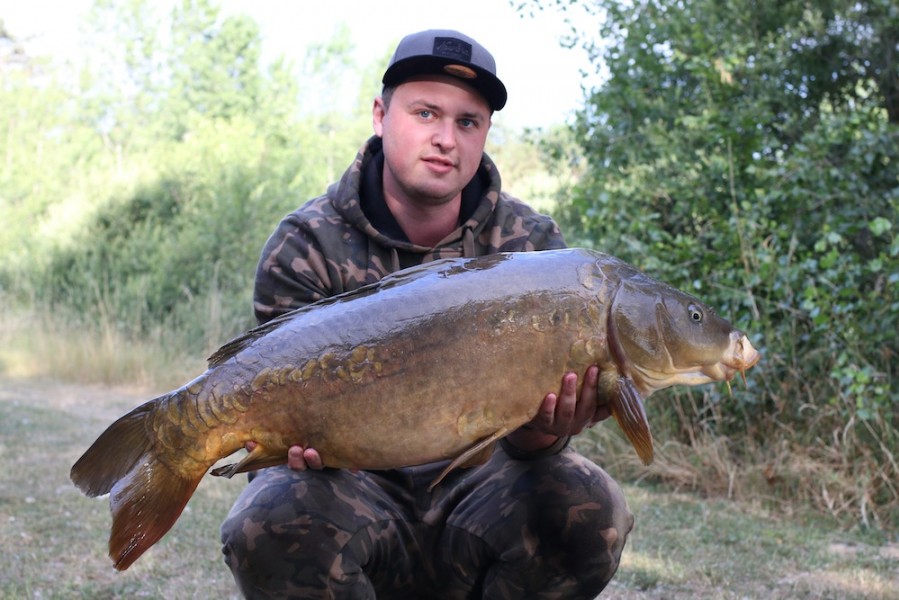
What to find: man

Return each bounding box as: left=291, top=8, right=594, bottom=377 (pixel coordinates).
left=221, top=29, right=633, bottom=599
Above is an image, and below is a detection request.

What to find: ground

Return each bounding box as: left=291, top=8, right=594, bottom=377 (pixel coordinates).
left=1, top=376, right=896, bottom=598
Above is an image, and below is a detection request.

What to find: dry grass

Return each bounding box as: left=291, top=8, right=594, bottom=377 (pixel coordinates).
left=0, top=377, right=244, bottom=599
left=0, top=300, right=206, bottom=390
left=576, top=429, right=898, bottom=599
left=578, top=385, right=899, bottom=534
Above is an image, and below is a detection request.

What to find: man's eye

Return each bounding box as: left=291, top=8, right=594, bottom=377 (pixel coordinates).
left=418, top=110, right=433, bottom=119
left=459, top=118, right=475, bottom=128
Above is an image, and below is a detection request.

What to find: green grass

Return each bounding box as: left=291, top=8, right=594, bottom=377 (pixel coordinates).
left=603, top=484, right=897, bottom=598
left=1, top=375, right=896, bottom=599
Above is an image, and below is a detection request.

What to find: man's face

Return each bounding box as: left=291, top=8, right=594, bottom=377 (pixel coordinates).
left=373, top=75, right=492, bottom=207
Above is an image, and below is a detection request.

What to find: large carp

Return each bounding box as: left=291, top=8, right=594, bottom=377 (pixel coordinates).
left=71, top=248, right=760, bottom=570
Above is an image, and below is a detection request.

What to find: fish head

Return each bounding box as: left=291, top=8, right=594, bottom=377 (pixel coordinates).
left=609, top=277, right=761, bottom=397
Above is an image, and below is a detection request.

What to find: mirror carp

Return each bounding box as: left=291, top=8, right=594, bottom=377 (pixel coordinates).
left=70, top=248, right=760, bottom=570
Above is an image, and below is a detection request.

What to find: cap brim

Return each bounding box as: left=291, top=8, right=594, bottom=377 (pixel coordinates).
left=383, top=56, right=507, bottom=111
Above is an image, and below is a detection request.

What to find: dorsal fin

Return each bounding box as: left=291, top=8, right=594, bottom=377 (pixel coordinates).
left=207, top=259, right=457, bottom=367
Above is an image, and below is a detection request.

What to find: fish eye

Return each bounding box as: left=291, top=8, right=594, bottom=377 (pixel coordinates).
left=688, top=305, right=704, bottom=323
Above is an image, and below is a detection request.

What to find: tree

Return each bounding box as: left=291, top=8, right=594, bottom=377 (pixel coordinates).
left=165, top=0, right=264, bottom=138
left=81, top=0, right=169, bottom=159
left=538, top=0, right=899, bottom=523
left=0, top=20, right=106, bottom=278
left=6, top=2, right=383, bottom=354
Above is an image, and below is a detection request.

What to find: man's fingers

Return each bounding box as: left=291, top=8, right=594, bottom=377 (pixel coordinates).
left=575, top=365, right=600, bottom=425
left=560, top=371, right=578, bottom=399
left=287, top=445, right=307, bottom=471
left=531, top=367, right=605, bottom=436
left=303, top=448, right=324, bottom=470
left=583, top=365, right=599, bottom=395
left=538, top=393, right=558, bottom=428
left=246, top=442, right=324, bottom=471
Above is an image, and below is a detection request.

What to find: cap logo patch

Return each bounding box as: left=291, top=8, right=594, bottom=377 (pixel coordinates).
left=433, top=37, right=472, bottom=62
left=444, top=64, right=477, bottom=79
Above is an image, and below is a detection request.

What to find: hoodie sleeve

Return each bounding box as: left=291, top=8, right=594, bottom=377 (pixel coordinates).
left=253, top=209, right=333, bottom=324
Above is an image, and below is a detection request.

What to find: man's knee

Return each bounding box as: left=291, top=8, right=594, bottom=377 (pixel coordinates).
left=220, top=467, right=382, bottom=599
left=520, top=449, right=631, bottom=574
left=466, top=446, right=632, bottom=535
left=222, top=467, right=367, bottom=546
left=451, top=447, right=633, bottom=597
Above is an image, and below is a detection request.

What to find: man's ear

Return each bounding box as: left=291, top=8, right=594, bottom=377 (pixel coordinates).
left=372, top=96, right=386, bottom=137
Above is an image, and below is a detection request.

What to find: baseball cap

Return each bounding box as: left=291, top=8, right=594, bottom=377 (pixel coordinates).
left=382, top=29, right=508, bottom=111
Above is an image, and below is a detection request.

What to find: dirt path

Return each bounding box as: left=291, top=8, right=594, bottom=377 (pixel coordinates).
left=0, top=376, right=153, bottom=422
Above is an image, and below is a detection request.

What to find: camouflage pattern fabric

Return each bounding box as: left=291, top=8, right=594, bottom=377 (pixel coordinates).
left=221, top=444, right=633, bottom=599
left=221, top=137, right=633, bottom=598
left=252, top=136, right=567, bottom=323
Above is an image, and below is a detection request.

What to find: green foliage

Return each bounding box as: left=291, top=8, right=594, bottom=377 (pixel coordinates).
left=1, top=0, right=561, bottom=364
left=166, top=0, right=265, bottom=137
left=551, top=0, right=899, bottom=523
left=0, top=50, right=109, bottom=274
left=40, top=116, right=324, bottom=347
left=0, top=0, right=368, bottom=355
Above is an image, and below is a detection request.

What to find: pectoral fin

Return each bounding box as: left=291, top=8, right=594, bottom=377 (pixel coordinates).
left=428, top=428, right=510, bottom=492
left=210, top=444, right=286, bottom=478
left=610, top=376, right=654, bottom=465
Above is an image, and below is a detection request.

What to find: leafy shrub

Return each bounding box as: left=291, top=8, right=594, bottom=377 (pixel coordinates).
left=555, top=0, right=899, bottom=526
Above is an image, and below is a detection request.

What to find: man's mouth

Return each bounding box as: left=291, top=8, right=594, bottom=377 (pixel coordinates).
left=422, top=156, right=455, bottom=173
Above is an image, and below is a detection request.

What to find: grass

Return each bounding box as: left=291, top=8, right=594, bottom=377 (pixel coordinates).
left=0, top=294, right=208, bottom=390
left=1, top=374, right=897, bottom=599
left=600, top=484, right=898, bottom=598
left=0, top=377, right=244, bottom=599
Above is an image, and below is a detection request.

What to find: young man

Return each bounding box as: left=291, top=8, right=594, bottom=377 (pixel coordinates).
left=221, top=29, right=633, bottom=599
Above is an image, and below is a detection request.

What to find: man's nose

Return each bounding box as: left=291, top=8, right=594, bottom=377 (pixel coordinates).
left=432, top=120, right=457, bottom=150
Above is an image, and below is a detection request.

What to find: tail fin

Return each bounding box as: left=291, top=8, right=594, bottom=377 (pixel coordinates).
left=70, top=398, right=203, bottom=570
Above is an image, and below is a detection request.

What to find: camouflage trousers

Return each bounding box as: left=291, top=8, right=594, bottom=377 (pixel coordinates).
left=221, top=444, right=633, bottom=599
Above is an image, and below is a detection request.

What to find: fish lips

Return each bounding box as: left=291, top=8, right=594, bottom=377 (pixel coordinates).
left=632, top=332, right=761, bottom=392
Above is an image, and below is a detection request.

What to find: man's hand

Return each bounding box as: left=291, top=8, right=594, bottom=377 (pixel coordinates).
left=531, top=365, right=610, bottom=436
left=242, top=441, right=324, bottom=471
left=505, top=365, right=610, bottom=453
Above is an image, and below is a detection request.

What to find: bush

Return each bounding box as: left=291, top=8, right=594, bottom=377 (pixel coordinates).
left=556, top=0, right=899, bottom=527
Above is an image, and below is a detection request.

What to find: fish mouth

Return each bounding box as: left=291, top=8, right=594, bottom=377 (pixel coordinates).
left=715, top=332, right=761, bottom=381
left=632, top=332, right=762, bottom=393
left=693, top=332, right=761, bottom=382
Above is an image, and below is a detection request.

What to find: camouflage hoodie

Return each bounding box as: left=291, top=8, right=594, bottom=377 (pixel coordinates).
left=254, top=135, right=566, bottom=324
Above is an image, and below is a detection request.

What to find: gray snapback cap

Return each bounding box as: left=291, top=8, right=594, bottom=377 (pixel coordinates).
left=382, top=29, right=508, bottom=111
